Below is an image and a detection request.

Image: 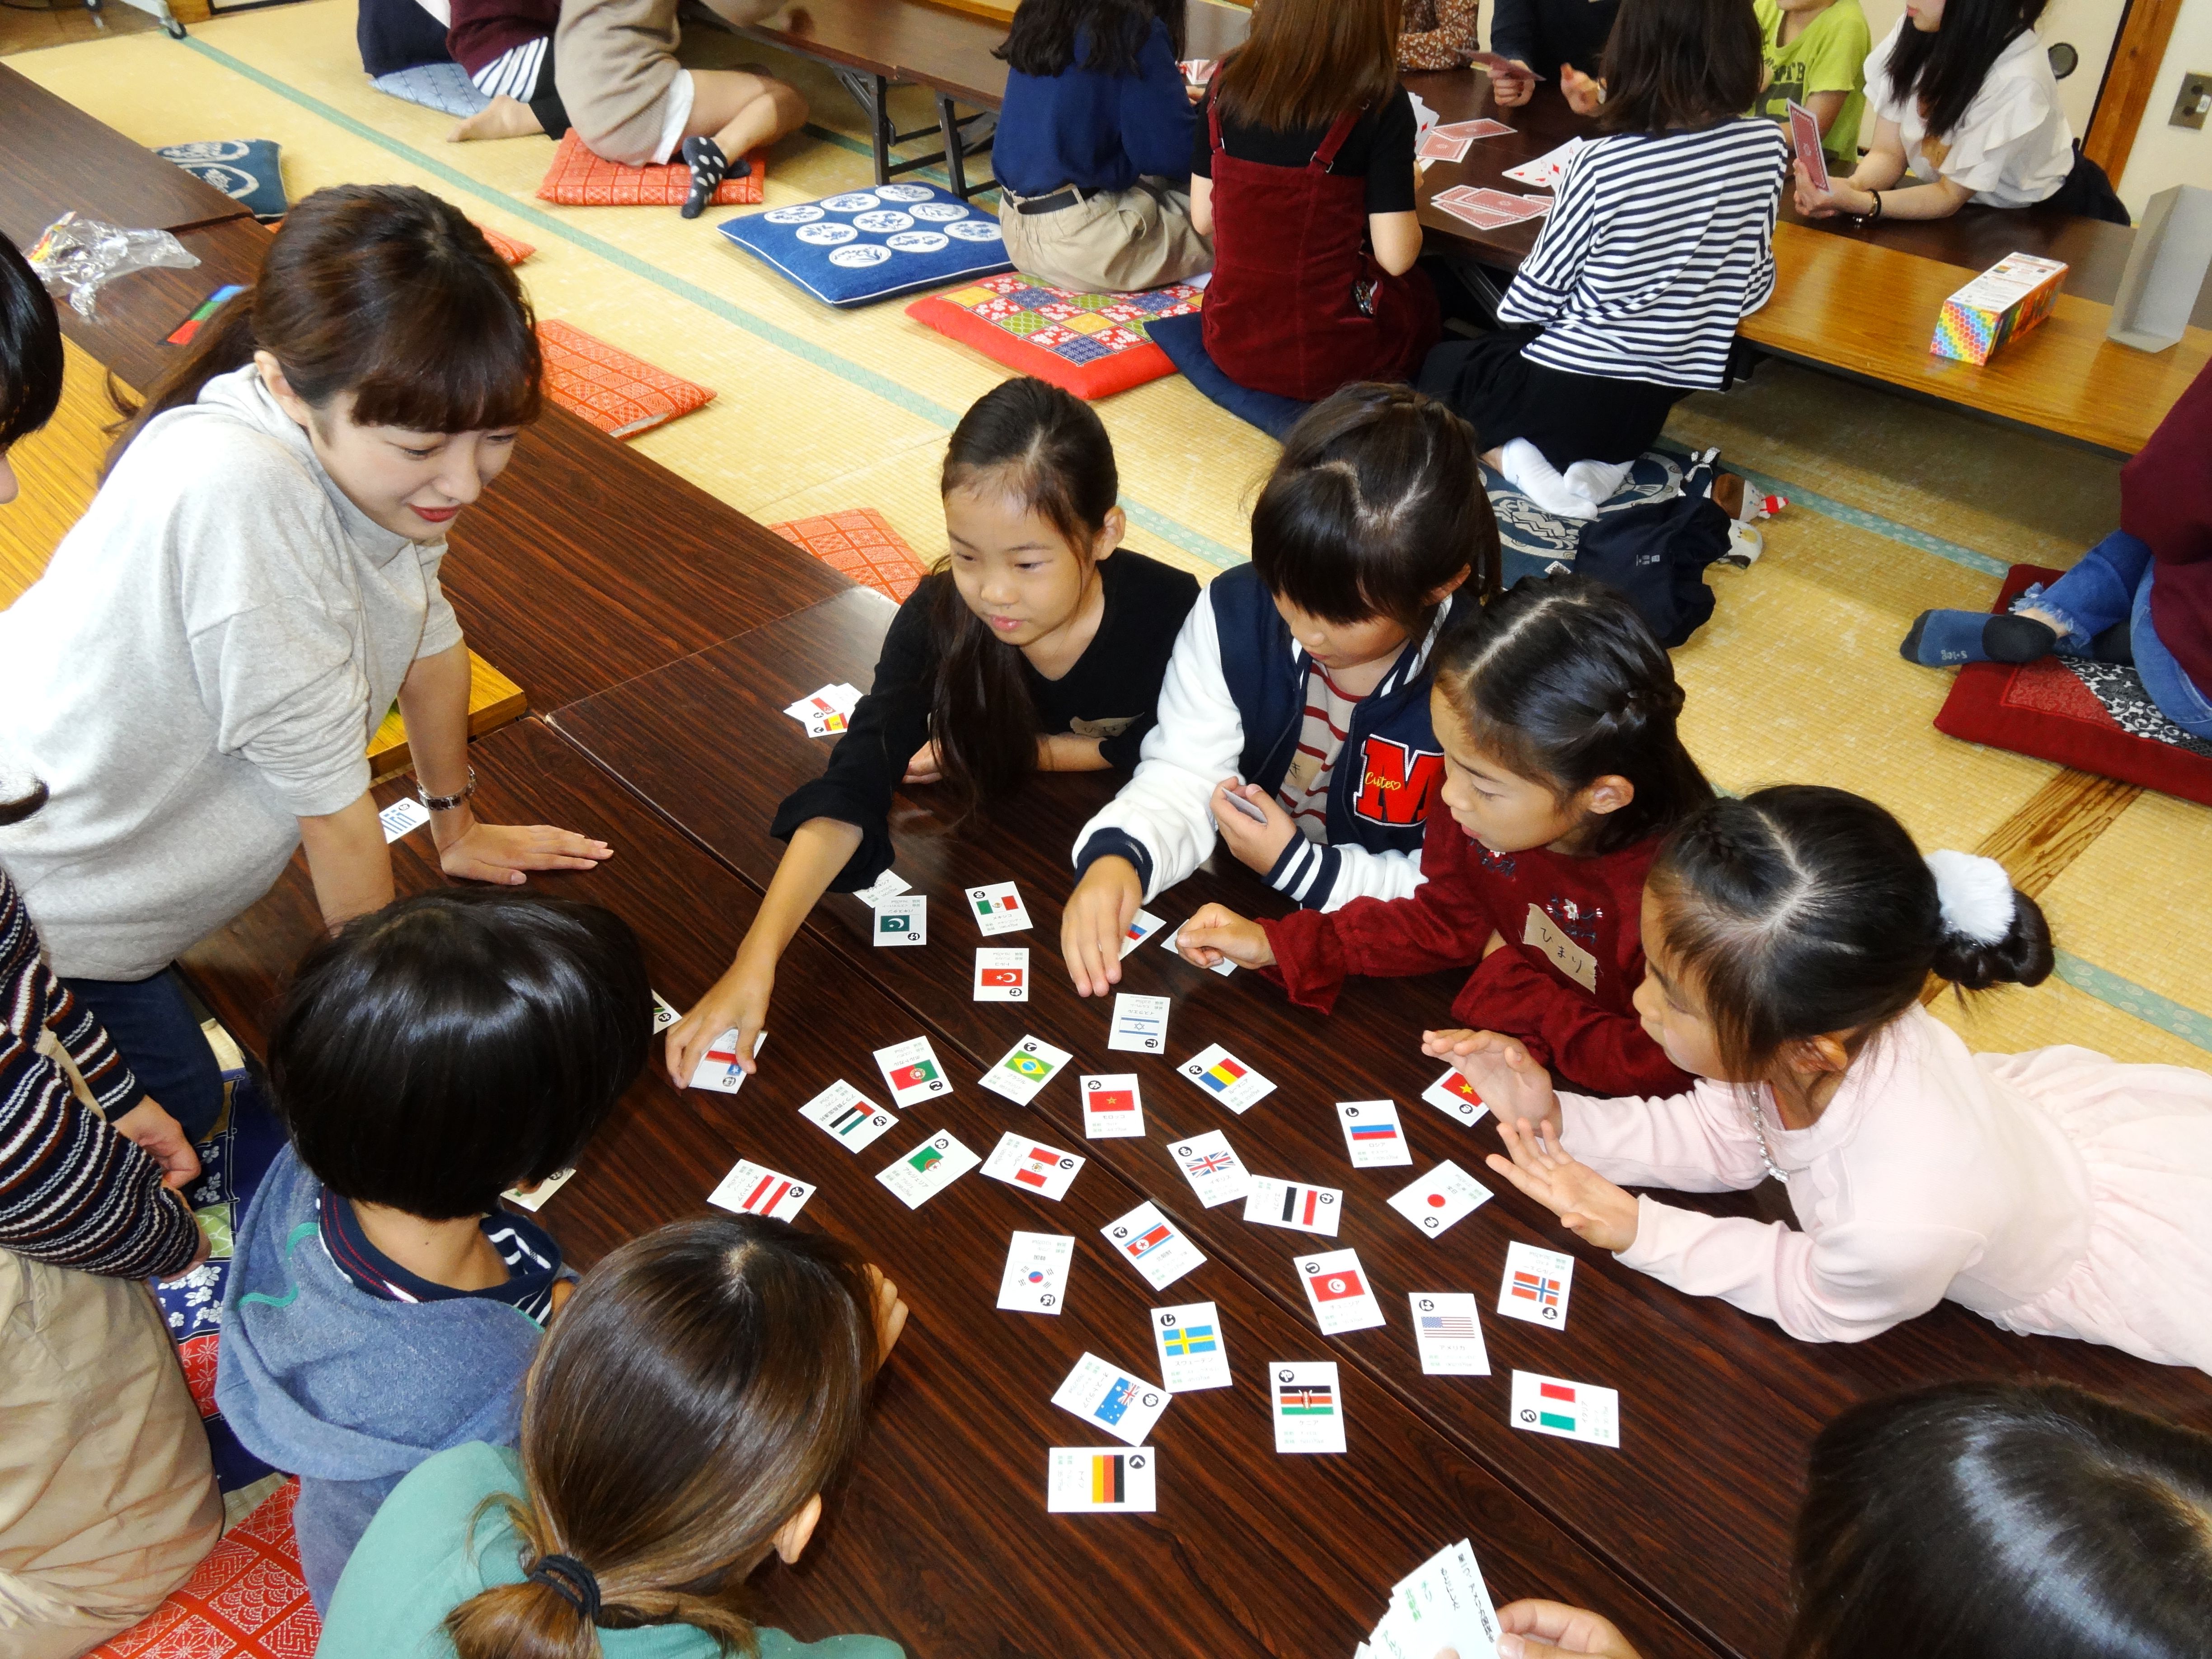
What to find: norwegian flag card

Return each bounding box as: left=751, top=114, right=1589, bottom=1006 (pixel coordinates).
left=875, top=1131, right=981, bottom=1209
left=1271, top=1361, right=1346, bottom=1453
left=1498, top=1241, right=1575, bottom=1330
left=1409, top=1293, right=1490, bottom=1376
left=967, top=880, right=1031, bottom=936
left=1509, top=1370, right=1619, bottom=1447
left=707, top=1158, right=811, bottom=1223
left=1048, top=1446, right=1157, bottom=1513
left=997, top=1231, right=1073, bottom=1314
left=872, top=894, right=927, bottom=947
left=874, top=1036, right=952, bottom=1108
left=1101, top=1200, right=1204, bottom=1290
left=1052, top=1351, right=1172, bottom=1447
left=973, top=947, right=1030, bottom=1003
left=797, top=1081, right=898, bottom=1153
left=1178, top=1044, right=1276, bottom=1114
left=1151, top=1300, right=1231, bottom=1391
left=981, top=1132, right=1084, bottom=1200
left=1386, top=1161, right=1493, bottom=1237
left=686, top=1028, right=765, bottom=1093
left=1244, top=1176, right=1342, bottom=1237
left=1337, top=1099, right=1413, bottom=1168
left=1422, top=1068, right=1491, bottom=1127
left=1120, top=909, right=1166, bottom=958
left=1080, top=1073, right=1146, bottom=1139
left=1168, top=1130, right=1251, bottom=1207
left=979, top=1034, right=1072, bottom=1106
left=1106, top=992, right=1172, bottom=1054
left=1298, top=1247, right=1386, bottom=1335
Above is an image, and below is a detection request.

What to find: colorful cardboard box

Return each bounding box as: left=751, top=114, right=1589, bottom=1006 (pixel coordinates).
left=1931, top=252, right=2068, bottom=365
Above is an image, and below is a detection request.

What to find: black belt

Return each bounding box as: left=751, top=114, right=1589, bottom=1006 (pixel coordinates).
left=1015, top=187, right=1083, bottom=216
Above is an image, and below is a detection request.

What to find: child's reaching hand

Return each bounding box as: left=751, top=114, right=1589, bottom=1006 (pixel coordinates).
left=1496, top=1600, right=1643, bottom=1659
left=1174, top=904, right=1276, bottom=970
left=1063, top=856, right=1143, bottom=997
left=1420, top=1028, right=1560, bottom=1141
left=1210, top=778, right=1298, bottom=875
left=866, top=1264, right=909, bottom=1367
left=1487, top=1118, right=1639, bottom=1252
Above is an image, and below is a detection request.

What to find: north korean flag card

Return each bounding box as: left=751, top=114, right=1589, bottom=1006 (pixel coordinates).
left=1101, top=1199, right=1204, bottom=1290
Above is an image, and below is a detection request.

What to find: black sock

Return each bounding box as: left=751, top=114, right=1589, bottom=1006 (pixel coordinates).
left=2090, top=619, right=2134, bottom=664
left=680, top=136, right=728, bottom=219
left=1983, top=614, right=2060, bottom=664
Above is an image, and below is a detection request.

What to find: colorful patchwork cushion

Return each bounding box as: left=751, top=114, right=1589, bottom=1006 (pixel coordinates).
left=370, top=62, right=489, bottom=119
left=718, top=185, right=1011, bottom=307
left=772, top=509, right=930, bottom=602
left=538, top=130, right=765, bottom=207
left=906, top=274, right=1204, bottom=400
left=89, top=1479, right=319, bottom=1659
left=475, top=223, right=534, bottom=265
left=538, top=319, right=715, bottom=438
left=152, top=141, right=287, bottom=223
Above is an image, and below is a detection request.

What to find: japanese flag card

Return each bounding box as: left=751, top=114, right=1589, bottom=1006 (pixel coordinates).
left=1178, top=1045, right=1276, bottom=1114
left=1434, top=117, right=1514, bottom=140
left=996, top=1231, right=1073, bottom=1314
left=1418, top=130, right=1472, bottom=163
left=651, top=991, right=680, bottom=1034
left=707, top=1159, right=811, bottom=1223
left=874, top=1131, right=980, bottom=1209
left=1048, top=1445, right=1157, bottom=1513
left=1244, top=1176, right=1342, bottom=1237
left=378, top=796, right=430, bottom=842
left=979, top=1035, right=1071, bottom=1106
left=1337, top=1099, right=1413, bottom=1168
left=1386, top=1161, right=1493, bottom=1237
left=1106, top=992, right=1172, bottom=1054
left=1101, top=1200, right=1205, bottom=1290
left=1081, top=1073, right=1146, bottom=1139
left=503, top=1166, right=575, bottom=1211
left=798, top=1081, right=897, bottom=1153
left=972, top=947, right=1030, bottom=1002
left=1119, top=909, right=1165, bottom=959
left=1786, top=98, right=1830, bottom=191
left=1151, top=1300, right=1231, bottom=1392
left=1373, top=1539, right=1501, bottom=1659
left=1051, top=1351, right=1172, bottom=1447
left=1409, top=1293, right=1490, bottom=1377
left=1161, top=919, right=1235, bottom=975
left=1422, top=1067, right=1491, bottom=1127
left=686, top=1028, right=765, bottom=1094
left=1271, top=1361, right=1346, bottom=1453
left=1169, top=1130, right=1251, bottom=1207
left=874, top=1037, right=952, bottom=1108
left=982, top=1132, right=1084, bottom=1200
left=1509, top=1370, right=1620, bottom=1447
left=1498, top=1241, right=1575, bottom=1330
left=852, top=868, right=910, bottom=907
left=967, top=880, right=1031, bottom=936
left=872, top=894, right=927, bottom=947
left=1298, top=1247, right=1387, bottom=1334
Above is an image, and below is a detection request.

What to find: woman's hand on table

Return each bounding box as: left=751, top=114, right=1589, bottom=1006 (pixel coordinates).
left=434, top=811, right=611, bottom=885
left=667, top=949, right=774, bottom=1084
left=1793, top=163, right=1874, bottom=219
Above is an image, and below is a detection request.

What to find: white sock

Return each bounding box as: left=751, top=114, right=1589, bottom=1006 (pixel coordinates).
left=1500, top=439, right=1597, bottom=521
left=1563, top=459, right=1631, bottom=506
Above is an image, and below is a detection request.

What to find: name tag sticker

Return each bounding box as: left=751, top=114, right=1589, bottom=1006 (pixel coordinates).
left=1522, top=903, right=1598, bottom=994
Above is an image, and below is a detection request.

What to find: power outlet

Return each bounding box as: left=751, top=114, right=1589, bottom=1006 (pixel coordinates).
left=2173, top=71, right=2212, bottom=131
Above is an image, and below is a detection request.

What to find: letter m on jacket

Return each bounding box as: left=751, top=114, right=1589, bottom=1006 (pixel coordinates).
left=1354, top=737, right=1443, bottom=826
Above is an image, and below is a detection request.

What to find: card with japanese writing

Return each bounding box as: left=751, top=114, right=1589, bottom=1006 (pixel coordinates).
left=1298, top=1247, right=1387, bottom=1334
left=1169, top=1129, right=1251, bottom=1207
left=1244, top=1175, right=1342, bottom=1237
left=973, top=947, right=1029, bottom=1002
left=1051, top=1351, right=1172, bottom=1447
left=1386, top=1160, right=1493, bottom=1237
left=967, top=880, right=1031, bottom=936
left=872, top=893, right=927, bottom=947
left=874, top=1131, right=980, bottom=1209
left=1337, top=1098, right=1413, bottom=1168
left=686, top=1029, right=765, bottom=1094
left=1081, top=1073, right=1146, bottom=1139
left=797, top=1081, right=897, bottom=1153
left=873, top=1036, right=952, bottom=1108
left=1106, top=992, right=1172, bottom=1054
left=707, top=1159, right=811, bottom=1223
left=981, top=1132, right=1084, bottom=1200
left=996, top=1232, right=1073, bottom=1314
left=1047, top=1446, right=1157, bottom=1514
left=1178, top=1044, right=1276, bottom=1114
left=1497, top=1241, right=1575, bottom=1330
left=1101, top=1199, right=1204, bottom=1290
left=979, top=1034, right=1071, bottom=1106
left=1422, top=1067, right=1491, bottom=1127
left=1409, top=1293, right=1490, bottom=1376
left=1509, top=1370, right=1619, bottom=1447
left=1151, top=1300, right=1231, bottom=1391
left=1271, top=1361, right=1346, bottom=1453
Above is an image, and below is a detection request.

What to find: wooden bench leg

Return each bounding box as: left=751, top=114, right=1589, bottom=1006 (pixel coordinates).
left=934, top=95, right=997, bottom=201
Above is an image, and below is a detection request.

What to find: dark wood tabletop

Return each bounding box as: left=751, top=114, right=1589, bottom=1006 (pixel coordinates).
left=44, top=215, right=271, bottom=403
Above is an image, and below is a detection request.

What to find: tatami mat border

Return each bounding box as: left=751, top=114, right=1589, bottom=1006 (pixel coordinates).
left=2055, top=952, right=2212, bottom=1053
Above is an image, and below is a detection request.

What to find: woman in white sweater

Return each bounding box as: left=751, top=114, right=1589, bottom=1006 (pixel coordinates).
left=0, top=186, right=609, bottom=1137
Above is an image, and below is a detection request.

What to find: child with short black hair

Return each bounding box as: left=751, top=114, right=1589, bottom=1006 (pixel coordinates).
left=217, top=888, right=649, bottom=1609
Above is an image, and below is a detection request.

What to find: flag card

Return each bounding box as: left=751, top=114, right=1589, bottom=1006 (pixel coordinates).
left=979, top=1034, right=1072, bottom=1106
left=797, top=1081, right=897, bottom=1153
left=1786, top=98, right=1830, bottom=192
left=1434, top=117, right=1515, bottom=139
left=1409, top=1293, right=1490, bottom=1377
left=1509, top=1370, right=1620, bottom=1448
left=1047, top=1446, right=1157, bottom=1514
left=1169, top=1130, right=1251, bottom=1207
left=1298, top=1248, right=1387, bottom=1334
left=872, top=894, right=928, bottom=947
left=1497, top=1242, right=1575, bottom=1330
left=972, top=947, right=1030, bottom=1003
left=1101, top=1200, right=1205, bottom=1290
left=1051, top=1351, right=1172, bottom=1447
left=707, top=1158, right=811, bottom=1223
left=1421, top=1067, right=1491, bottom=1127
left=1418, top=130, right=1473, bottom=163
left=1270, top=1361, right=1346, bottom=1453
left=967, top=880, right=1031, bottom=936
left=996, top=1231, right=1073, bottom=1314
left=1386, top=1161, right=1493, bottom=1237
left=874, top=1131, right=980, bottom=1209
left=378, top=796, right=431, bottom=842
left=851, top=868, right=910, bottom=907
left=1337, top=1099, right=1413, bottom=1168
left=686, top=1028, right=766, bottom=1094
left=1372, top=1538, right=1501, bottom=1659
left=1119, top=909, right=1166, bottom=958
left=1106, top=992, right=1172, bottom=1054
left=1161, top=920, right=1235, bottom=975
left=651, top=991, right=680, bottom=1034
left=503, top=1167, right=574, bottom=1211
left=783, top=681, right=861, bottom=736
left=1501, top=136, right=1584, bottom=190
left=1178, top=1045, right=1276, bottom=1114
left=1244, top=1175, right=1342, bottom=1237
left=874, top=1037, right=952, bottom=1108
left=981, top=1132, right=1084, bottom=1200
left=1080, top=1073, right=1146, bottom=1140
left=1151, top=1300, right=1231, bottom=1392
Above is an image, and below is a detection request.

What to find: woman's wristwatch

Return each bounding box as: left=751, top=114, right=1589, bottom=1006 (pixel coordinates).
left=417, top=766, right=478, bottom=813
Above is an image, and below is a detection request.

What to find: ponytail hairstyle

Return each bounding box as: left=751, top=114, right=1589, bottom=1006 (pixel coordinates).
left=1432, top=573, right=1709, bottom=855
left=929, top=376, right=1120, bottom=822
left=107, top=183, right=541, bottom=472
left=1252, top=383, right=1499, bottom=633
left=445, top=1215, right=881, bottom=1659
left=1648, top=785, right=2053, bottom=1081
left=1882, top=0, right=2048, bottom=141
left=1598, top=0, right=1764, bottom=133
left=1214, top=0, right=1400, bottom=133
left=1, top=230, right=63, bottom=455
left=997, top=0, right=1186, bottom=76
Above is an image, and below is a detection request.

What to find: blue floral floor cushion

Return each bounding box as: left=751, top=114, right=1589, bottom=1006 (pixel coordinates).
left=372, top=62, right=490, bottom=119
left=152, top=141, right=287, bottom=222
left=718, top=184, right=1012, bottom=307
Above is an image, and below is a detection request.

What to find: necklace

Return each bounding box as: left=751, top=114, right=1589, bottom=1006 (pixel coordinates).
left=1746, top=1092, right=1791, bottom=1184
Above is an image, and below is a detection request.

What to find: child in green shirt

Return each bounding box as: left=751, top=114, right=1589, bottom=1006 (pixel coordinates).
left=1751, top=0, right=1871, bottom=167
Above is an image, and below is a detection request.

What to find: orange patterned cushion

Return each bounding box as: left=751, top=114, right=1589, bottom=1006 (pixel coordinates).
left=474, top=223, right=535, bottom=265
left=771, top=509, right=930, bottom=603
left=536, top=130, right=765, bottom=207
left=89, top=1481, right=319, bottom=1659
left=538, top=319, right=715, bottom=439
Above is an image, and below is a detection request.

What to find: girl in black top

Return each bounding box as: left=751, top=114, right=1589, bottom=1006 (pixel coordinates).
left=666, top=378, right=1200, bottom=1083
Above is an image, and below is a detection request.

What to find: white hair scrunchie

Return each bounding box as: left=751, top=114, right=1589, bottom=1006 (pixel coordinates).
left=1924, top=849, right=2016, bottom=946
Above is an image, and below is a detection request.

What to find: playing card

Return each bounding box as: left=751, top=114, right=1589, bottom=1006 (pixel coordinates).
left=686, top=1028, right=765, bottom=1093
left=784, top=682, right=861, bottom=736
left=1509, top=1370, right=1620, bottom=1447
left=378, top=796, right=430, bottom=843
left=1080, top=1073, right=1146, bottom=1139
left=1418, top=131, right=1472, bottom=163
left=1386, top=1160, right=1494, bottom=1237
left=1409, top=1293, right=1490, bottom=1376
left=973, top=947, right=1030, bottom=1002
left=978, top=1034, right=1072, bottom=1106
left=1101, top=1200, right=1205, bottom=1290
left=1106, top=992, right=1172, bottom=1054
left=967, top=880, right=1031, bottom=936
left=874, top=1131, right=981, bottom=1209
left=1271, top=1361, right=1346, bottom=1453
left=1244, top=1176, right=1342, bottom=1237
left=1434, top=117, right=1514, bottom=139
left=1421, top=1067, right=1492, bottom=1127
left=851, top=868, right=910, bottom=907
left=1169, top=1129, right=1251, bottom=1207
left=1048, top=1446, right=1158, bottom=1513
left=1161, top=920, right=1235, bottom=975
left=1432, top=187, right=1550, bottom=230
left=1372, top=1538, right=1501, bottom=1659
left=1787, top=99, right=1830, bottom=191
left=1298, top=1247, right=1387, bottom=1335
left=1120, top=909, right=1165, bottom=958
left=1338, top=1099, right=1413, bottom=1168
left=996, top=1231, right=1073, bottom=1314
left=1498, top=1242, right=1575, bottom=1330
left=1052, top=1351, right=1172, bottom=1447
left=1151, top=1300, right=1231, bottom=1391
left=1502, top=136, right=1583, bottom=190
left=872, top=894, right=928, bottom=947
left=707, top=1158, right=811, bottom=1223
left=797, top=1081, right=898, bottom=1153
left=1178, top=1045, right=1276, bottom=1114
left=650, top=992, right=679, bottom=1034
left=982, top=1132, right=1084, bottom=1200
left=502, top=1167, right=574, bottom=1211
left=874, top=1036, right=952, bottom=1108
left=1176, top=56, right=1218, bottom=85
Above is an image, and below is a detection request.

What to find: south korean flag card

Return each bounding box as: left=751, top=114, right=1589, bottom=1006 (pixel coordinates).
left=1119, top=909, right=1166, bottom=959
left=1151, top=1301, right=1231, bottom=1392
left=872, top=894, right=927, bottom=947
left=1169, top=1130, right=1251, bottom=1207
left=874, top=1037, right=952, bottom=1108
left=1271, top=1361, right=1346, bottom=1453
left=1051, top=1351, right=1172, bottom=1447
left=1498, top=1242, right=1575, bottom=1330
left=1386, top=1161, right=1493, bottom=1237
left=982, top=1132, right=1083, bottom=1200
left=1106, top=992, right=1172, bottom=1055
left=996, top=1231, right=1073, bottom=1314
left=1081, top=1073, right=1146, bottom=1139
left=1298, top=1247, right=1387, bottom=1335
left=1101, top=1200, right=1204, bottom=1290
left=651, top=991, right=680, bottom=1034
left=1178, top=1045, right=1276, bottom=1115
left=967, top=880, right=1031, bottom=936
left=979, top=1035, right=1072, bottom=1106
left=1048, top=1446, right=1157, bottom=1514
left=707, top=1159, right=811, bottom=1223
left=972, top=947, right=1029, bottom=1002
left=798, top=1081, right=898, bottom=1153
left=1509, top=1370, right=1620, bottom=1448
left=1244, top=1176, right=1342, bottom=1237
left=1337, top=1099, right=1413, bottom=1168
left=1422, top=1068, right=1491, bottom=1127
left=1161, top=919, right=1234, bottom=975
left=874, top=1131, right=980, bottom=1210
left=1409, top=1293, right=1490, bottom=1377
left=687, top=1029, right=765, bottom=1094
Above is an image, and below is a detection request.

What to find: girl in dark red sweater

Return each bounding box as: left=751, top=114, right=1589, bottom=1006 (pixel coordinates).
left=1176, top=573, right=1710, bottom=1094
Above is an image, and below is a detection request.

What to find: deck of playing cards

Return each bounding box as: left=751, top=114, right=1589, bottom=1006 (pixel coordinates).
left=1787, top=98, right=1830, bottom=191
left=798, top=1081, right=898, bottom=1152
left=1498, top=1241, right=1575, bottom=1329
left=1179, top=1045, right=1276, bottom=1113
left=967, top=880, right=1030, bottom=935
left=1432, top=185, right=1551, bottom=230
left=1422, top=1068, right=1491, bottom=1126
left=1052, top=1352, right=1172, bottom=1446
left=783, top=683, right=862, bottom=736
left=872, top=893, right=927, bottom=947
left=1271, top=1361, right=1346, bottom=1453
left=1102, top=1200, right=1204, bottom=1290
left=979, top=1035, right=1072, bottom=1106
left=1409, top=1293, right=1490, bottom=1377
left=1152, top=1300, right=1231, bottom=1391
left=982, top=1132, right=1084, bottom=1200
left=1418, top=130, right=1473, bottom=163
left=1509, top=1370, right=1620, bottom=1447
left=874, top=1036, right=952, bottom=1107
left=1245, top=1176, right=1342, bottom=1237
left=997, top=1232, right=1074, bottom=1314
left=1081, top=1073, right=1146, bottom=1139
left=1298, top=1248, right=1386, bottom=1334
left=708, top=1159, right=811, bottom=1223
left=687, top=1028, right=765, bottom=1093
left=1170, top=1131, right=1251, bottom=1207
left=973, top=947, right=1029, bottom=1002
left=875, top=1131, right=980, bottom=1209
left=1106, top=992, right=1171, bottom=1054
left=1367, top=1539, right=1502, bottom=1659
left=1048, top=1446, right=1158, bottom=1513
left=1338, top=1099, right=1412, bottom=1168
left=1386, top=1161, right=1492, bottom=1237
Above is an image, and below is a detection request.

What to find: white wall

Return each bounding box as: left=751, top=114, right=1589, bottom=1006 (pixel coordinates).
left=2120, top=0, right=2212, bottom=213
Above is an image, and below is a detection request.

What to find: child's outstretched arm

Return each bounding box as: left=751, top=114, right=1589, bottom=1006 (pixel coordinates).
left=1487, top=1117, right=1640, bottom=1251
left=1173, top=903, right=1275, bottom=970
left=1456, top=947, right=1691, bottom=1097
left=1421, top=1028, right=1562, bottom=1140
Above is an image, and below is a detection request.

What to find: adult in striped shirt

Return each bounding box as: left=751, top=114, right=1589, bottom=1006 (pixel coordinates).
left=1417, top=0, right=1787, bottom=522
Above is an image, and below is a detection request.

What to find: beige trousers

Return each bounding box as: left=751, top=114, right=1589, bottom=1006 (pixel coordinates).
left=996, top=178, right=1214, bottom=295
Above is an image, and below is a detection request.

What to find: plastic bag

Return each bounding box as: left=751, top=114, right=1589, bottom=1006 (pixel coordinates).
left=25, top=212, right=200, bottom=318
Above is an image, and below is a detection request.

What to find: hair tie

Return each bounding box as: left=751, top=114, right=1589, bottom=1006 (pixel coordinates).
left=1924, top=850, right=2015, bottom=946
left=527, top=1554, right=602, bottom=1623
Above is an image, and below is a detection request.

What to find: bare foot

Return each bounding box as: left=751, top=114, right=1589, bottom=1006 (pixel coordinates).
left=448, top=94, right=544, bottom=143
